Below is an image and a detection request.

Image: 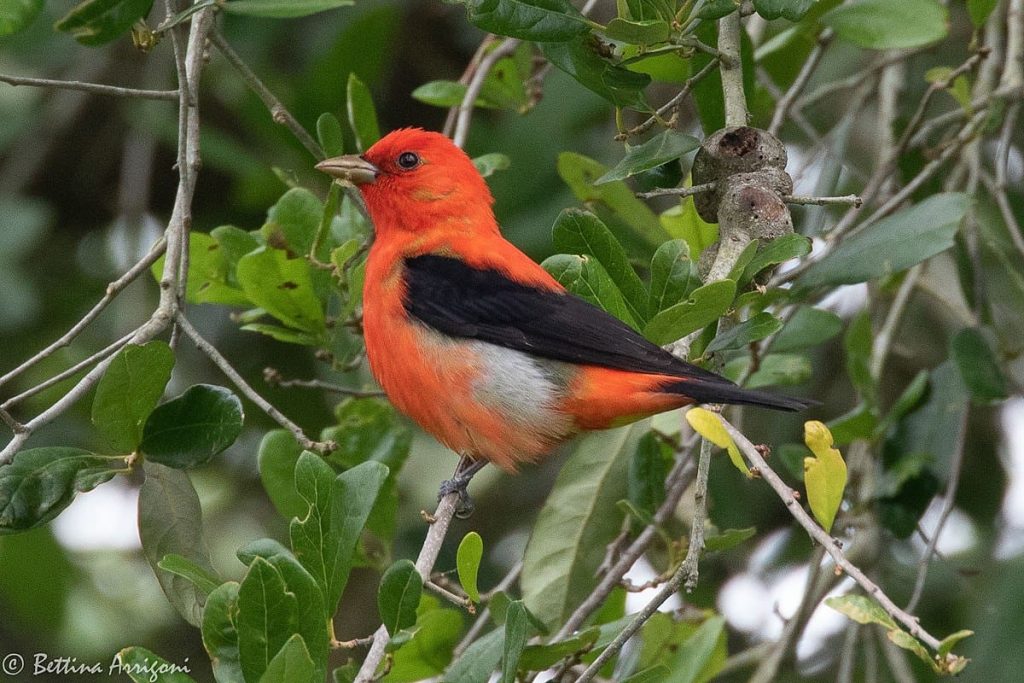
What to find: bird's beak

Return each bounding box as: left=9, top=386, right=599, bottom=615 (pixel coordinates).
left=315, top=155, right=380, bottom=186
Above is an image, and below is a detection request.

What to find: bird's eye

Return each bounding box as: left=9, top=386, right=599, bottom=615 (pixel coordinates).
left=397, top=151, right=420, bottom=170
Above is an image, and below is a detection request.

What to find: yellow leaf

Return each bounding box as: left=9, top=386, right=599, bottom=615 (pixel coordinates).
left=803, top=420, right=847, bottom=532
left=685, top=408, right=751, bottom=477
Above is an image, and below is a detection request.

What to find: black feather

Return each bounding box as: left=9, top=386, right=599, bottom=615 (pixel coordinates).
left=402, top=254, right=810, bottom=412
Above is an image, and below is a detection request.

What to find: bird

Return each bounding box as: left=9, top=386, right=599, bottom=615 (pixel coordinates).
left=316, top=128, right=809, bottom=505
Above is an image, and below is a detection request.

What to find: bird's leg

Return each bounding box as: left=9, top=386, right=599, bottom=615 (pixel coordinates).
left=438, top=456, right=487, bottom=519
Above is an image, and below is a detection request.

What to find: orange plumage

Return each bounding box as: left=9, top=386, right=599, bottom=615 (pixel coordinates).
left=316, top=129, right=807, bottom=472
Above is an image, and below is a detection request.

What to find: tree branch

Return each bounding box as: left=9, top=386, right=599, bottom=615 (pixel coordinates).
left=210, top=31, right=324, bottom=160
left=717, top=416, right=951, bottom=655
left=174, top=314, right=333, bottom=454
left=0, top=73, right=178, bottom=100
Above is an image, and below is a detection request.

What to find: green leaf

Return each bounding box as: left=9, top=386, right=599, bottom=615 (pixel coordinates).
left=443, top=628, right=504, bottom=683
left=603, top=17, right=670, bottom=44
left=211, top=225, right=261, bottom=272
left=378, top=559, right=422, bottom=635
left=385, top=607, right=464, bottom=681
left=938, top=629, right=974, bottom=657
left=258, top=431, right=307, bottom=521
left=659, top=198, right=719, bottom=259
left=753, top=0, right=814, bottom=21
left=54, top=0, right=154, bottom=46
left=886, top=628, right=934, bottom=669
left=542, top=37, right=651, bottom=110
left=158, top=554, right=221, bottom=596
left=951, top=327, right=1007, bottom=402
left=236, top=540, right=328, bottom=681
left=239, top=323, right=321, bottom=346
left=622, top=666, right=671, bottom=683
left=802, top=421, right=847, bottom=532
left=967, top=0, right=998, bottom=27
left=500, top=601, right=529, bottom=683
left=92, top=341, right=174, bottom=453
left=769, top=306, right=843, bottom=353
left=552, top=208, right=649, bottom=322
left=115, top=646, right=197, bottom=683
left=687, top=408, right=750, bottom=477
left=467, top=0, right=593, bottom=41
left=746, top=353, right=812, bottom=388
left=703, top=526, right=757, bottom=553
left=649, top=239, right=698, bottom=314
left=237, top=558, right=299, bottom=683
left=201, top=582, right=244, bottom=683
left=152, top=232, right=250, bottom=307
left=821, top=0, right=948, bottom=50
left=316, top=113, right=345, bottom=157
left=237, top=247, right=326, bottom=334
left=222, top=0, right=353, bottom=18
left=140, top=385, right=244, bottom=469
left=643, top=279, right=737, bottom=346
left=800, top=195, right=970, bottom=287
left=663, top=615, right=726, bottom=683
left=259, top=634, right=314, bottom=683
left=522, top=424, right=643, bottom=627
left=518, top=628, right=600, bottom=670
left=290, top=456, right=389, bottom=613
left=597, top=131, right=700, bottom=184
left=412, top=81, right=495, bottom=109
left=628, top=432, right=669, bottom=520
left=139, top=463, right=218, bottom=626
left=557, top=152, right=666, bottom=247
left=473, top=153, right=512, bottom=178
left=740, top=233, right=812, bottom=286
left=825, top=594, right=898, bottom=629
left=347, top=73, right=380, bottom=152
left=0, top=448, right=123, bottom=534
left=456, top=532, right=484, bottom=603
left=844, top=311, right=875, bottom=408
left=0, top=0, right=42, bottom=35
left=261, top=188, right=324, bottom=258
left=697, top=0, right=740, bottom=20
left=542, top=254, right=638, bottom=327
left=706, top=312, right=783, bottom=354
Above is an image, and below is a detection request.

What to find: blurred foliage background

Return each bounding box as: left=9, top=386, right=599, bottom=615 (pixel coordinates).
left=0, top=0, right=1023, bottom=681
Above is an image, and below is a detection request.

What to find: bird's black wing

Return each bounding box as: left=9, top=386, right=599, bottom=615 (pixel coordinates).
left=402, top=254, right=729, bottom=384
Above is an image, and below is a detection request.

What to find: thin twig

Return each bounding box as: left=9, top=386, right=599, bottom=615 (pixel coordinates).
left=0, top=237, right=166, bottom=389
left=554, top=437, right=698, bottom=639
left=869, top=264, right=923, bottom=381
left=0, top=73, right=179, bottom=100
left=1, top=331, right=136, bottom=411
left=452, top=561, right=523, bottom=659
left=617, top=58, right=719, bottom=140
left=783, top=194, right=862, bottom=207
left=679, top=437, right=714, bottom=591
left=636, top=181, right=715, bottom=199
left=905, top=410, right=969, bottom=612
left=209, top=31, right=324, bottom=160
left=769, top=30, right=833, bottom=136
left=355, top=475, right=465, bottom=682
left=452, top=38, right=521, bottom=149
left=174, top=314, right=334, bottom=454
left=262, top=368, right=384, bottom=398
left=425, top=581, right=474, bottom=610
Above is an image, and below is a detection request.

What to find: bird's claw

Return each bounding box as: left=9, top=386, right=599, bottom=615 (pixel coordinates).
left=438, top=473, right=476, bottom=518
left=438, top=459, right=486, bottom=519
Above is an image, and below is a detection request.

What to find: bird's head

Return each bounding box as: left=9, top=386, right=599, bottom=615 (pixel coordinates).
left=316, top=128, right=496, bottom=237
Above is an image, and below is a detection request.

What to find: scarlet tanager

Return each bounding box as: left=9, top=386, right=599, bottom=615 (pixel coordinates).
left=316, top=129, right=808, bottom=486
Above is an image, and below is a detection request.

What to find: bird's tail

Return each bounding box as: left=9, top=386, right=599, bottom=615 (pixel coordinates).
left=663, top=378, right=814, bottom=412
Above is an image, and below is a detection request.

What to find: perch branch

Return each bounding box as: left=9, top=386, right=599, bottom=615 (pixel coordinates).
left=0, top=73, right=178, bottom=100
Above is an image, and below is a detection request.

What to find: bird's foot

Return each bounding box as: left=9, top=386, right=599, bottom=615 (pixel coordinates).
left=438, top=459, right=486, bottom=519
